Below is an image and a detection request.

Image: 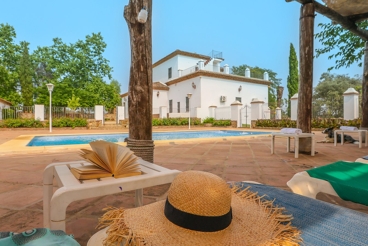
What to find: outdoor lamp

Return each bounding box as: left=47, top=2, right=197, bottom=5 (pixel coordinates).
left=157, top=91, right=160, bottom=97
left=187, top=93, right=192, bottom=130
left=137, top=7, right=148, bottom=23
left=46, top=83, right=54, bottom=133
left=238, top=85, right=242, bottom=92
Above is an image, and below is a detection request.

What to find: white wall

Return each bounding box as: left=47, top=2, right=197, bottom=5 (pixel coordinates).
left=200, top=76, right=268, bottom=110
left=167, top=77, right=201, bottom=114
left=153, top=55, right=205, bottom=83
left=153, top=90, right=169, bottom=114
left=153, top=56, right=179, bottom=83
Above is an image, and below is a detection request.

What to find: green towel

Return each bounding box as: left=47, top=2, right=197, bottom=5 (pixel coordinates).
left=306, top=161, right=368, bottom=206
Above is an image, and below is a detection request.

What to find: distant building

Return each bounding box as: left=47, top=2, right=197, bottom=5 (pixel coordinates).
left=0, top=98, right=12, bottom=109
left=0, top=98, right=12, bottom=120
left=121, top=49, right=271, bottom=121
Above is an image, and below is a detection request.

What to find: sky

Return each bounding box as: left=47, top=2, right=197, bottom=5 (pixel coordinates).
left=1, top=0, right=364, bottom=97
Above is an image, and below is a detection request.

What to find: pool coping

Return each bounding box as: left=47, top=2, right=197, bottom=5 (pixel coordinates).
left=0, top=129, right=274, bottom=155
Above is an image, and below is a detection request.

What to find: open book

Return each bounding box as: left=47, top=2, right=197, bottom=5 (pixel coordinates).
left=70, top=140, right=141, bottom=180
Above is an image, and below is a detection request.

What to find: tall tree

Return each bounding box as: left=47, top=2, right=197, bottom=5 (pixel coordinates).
left=32, top=33, right=114, bottom=107
left=315, top=21, right=368, bottom=71
left=313, top=73, right=361, bottom=118
left=18, top=41, right=34, bottom=106
left=287, top=43, right=299, bottom=117
left=315, top=20, right=368, bottom=129
left=0, top=23, right=21, bottom=105
left=231, top=64, right=281, bottom=109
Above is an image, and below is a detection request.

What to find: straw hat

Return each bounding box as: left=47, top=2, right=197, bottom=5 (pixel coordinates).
left=98, top=171, right=301, bottom=246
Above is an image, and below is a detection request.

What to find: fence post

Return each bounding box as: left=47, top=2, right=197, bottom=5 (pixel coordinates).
left=95, top=105, right=104, bottom=126
left=275, top=107, right=282, bottom=119
left=250, top=98, right=264, bottom=120
left=116, top=106, right=125, bottom=124
left=343, top=88, right=359, bottom=120
left=290, top=93, right=298, bottom=121
left=159, top=106, right=167, bottom=118
left=209, top=106, right=217, bottom=118
left=231, top=101, right=243, bottom=127
left=34, top=105, right=45, bottom=121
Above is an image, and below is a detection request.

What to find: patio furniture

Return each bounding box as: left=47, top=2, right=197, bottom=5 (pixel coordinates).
left=271, top=132, right=315, bottom=158
left=287, top=158, right=368, bottom=205
left=334, top=129, right=368, bottom=148
left=43, top=159, right=181, bottom=231
left=88, top=182, right=368, bottom=246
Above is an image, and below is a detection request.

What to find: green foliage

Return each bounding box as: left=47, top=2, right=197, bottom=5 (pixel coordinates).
left=315, top=20, right=368, bottom=70
left=49, top=117, right=87, bottom=128
left=231, top=64, right=281, bottom=109
left=0, top=118, right=44, bottom=128
left=313, top=73, right=361, bottom=118
left=212, top=120, right=231, bottom=126
left=202, top=117, right=214, bottom=124
left=255, top=118, right=361, bottom=129
left=152, top=118, right=201, bottom=126
left=287, top=43, right=299, bottom=116
left=32, top=33, right=116, bottom=108
left=256, top=119, right=297, bottom=128
left=18, top=41, right=34, bottom=106
left=0, top=24, right=21, bottom=105
left=67, top=94, right=81, bottom=110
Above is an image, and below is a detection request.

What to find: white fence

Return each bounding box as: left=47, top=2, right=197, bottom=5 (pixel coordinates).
left=215, top=106, right=231, bottom=120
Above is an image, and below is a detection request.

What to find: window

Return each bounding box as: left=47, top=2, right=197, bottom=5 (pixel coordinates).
left=177, top=102, right=180, bottom=113
left=168, top=67, right=172, bottom=79
left=235, top=97, right=242, bottom=103
left=186, top=97, right=189, bottom=112
left=169, top=100, right=173, bottom=113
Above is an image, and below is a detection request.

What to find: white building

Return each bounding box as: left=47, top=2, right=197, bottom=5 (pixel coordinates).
left=121, top=50, right=271, bottom=122
left=0, top=98, right=12, bottom=120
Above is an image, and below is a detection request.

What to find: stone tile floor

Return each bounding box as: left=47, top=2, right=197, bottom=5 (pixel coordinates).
left=0, top=127, right=367, bottom=245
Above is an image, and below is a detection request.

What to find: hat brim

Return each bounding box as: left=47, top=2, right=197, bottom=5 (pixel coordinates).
left=98, top=187, right=301, bottom=246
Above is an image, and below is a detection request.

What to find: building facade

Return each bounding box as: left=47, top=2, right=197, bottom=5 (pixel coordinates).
left=121, top=50, right=271, bottom=121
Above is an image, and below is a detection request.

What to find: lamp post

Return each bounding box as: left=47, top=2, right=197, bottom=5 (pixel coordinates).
left=46, top=83, right=54, bottom=133
left=187, top=93, right=192, bottom=129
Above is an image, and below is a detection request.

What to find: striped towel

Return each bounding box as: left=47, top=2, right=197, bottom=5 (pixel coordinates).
left=280, top=128, right=302, bottom=134
left=340, top=126, right=358, bottom=131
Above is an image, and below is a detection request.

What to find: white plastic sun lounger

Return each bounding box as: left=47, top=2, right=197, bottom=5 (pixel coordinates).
left=287, top=158, right=368, bottom=199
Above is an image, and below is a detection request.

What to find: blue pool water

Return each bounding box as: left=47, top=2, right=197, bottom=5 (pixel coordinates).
left=27, top=130, right=271, bottom=147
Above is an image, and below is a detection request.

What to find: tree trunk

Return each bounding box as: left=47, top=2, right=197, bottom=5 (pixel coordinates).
left=298, top=2, right=315, bottom=153
left=124, top=0, right=154, bottom=162
left=361, top=41, right=368, bottom=140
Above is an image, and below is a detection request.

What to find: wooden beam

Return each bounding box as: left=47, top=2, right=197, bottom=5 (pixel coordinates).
left=287, top=0, right=368, bottom=41
left=360, top=42, right=368, bottom=131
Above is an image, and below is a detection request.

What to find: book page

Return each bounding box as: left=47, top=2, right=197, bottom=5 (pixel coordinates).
left=79, top=150, right=111, bottom=172
left=89, top=141, right=112, bottom=167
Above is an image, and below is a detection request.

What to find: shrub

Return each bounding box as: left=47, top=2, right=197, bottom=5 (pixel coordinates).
left=48, top=117, right=88, bottom=128
left=0, top=118, right=44, bottom=128
left=203, top=117, right=215, bottom=124
left=212, top=120, right=231, bottom=126
left=255, top=118, right=361, bottom=129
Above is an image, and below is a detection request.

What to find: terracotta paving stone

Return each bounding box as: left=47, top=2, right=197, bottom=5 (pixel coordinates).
left=0, top=208, right=12, bottom=217
left=1, top=128, right=368, bottom=246
left=0, top=170, right=44, bottom=185
left=0, top=186, right=43, bottom=209
left=0, top=183, right=23, bottom=194
left=0, top=210, right=43, bottom=231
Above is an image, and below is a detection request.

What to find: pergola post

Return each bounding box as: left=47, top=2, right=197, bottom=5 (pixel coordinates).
left=298, top=2, right=315, bottom=153
left=124, top=0, right=154, bottom=163
left=362, top=41, right=368, bottom=133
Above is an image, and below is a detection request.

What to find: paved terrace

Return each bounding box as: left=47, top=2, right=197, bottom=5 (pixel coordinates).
left=0, top=127, right=367, bottom=245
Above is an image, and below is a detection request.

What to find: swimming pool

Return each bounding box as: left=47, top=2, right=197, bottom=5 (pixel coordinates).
left=27, top=130, right=271, bottom=147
